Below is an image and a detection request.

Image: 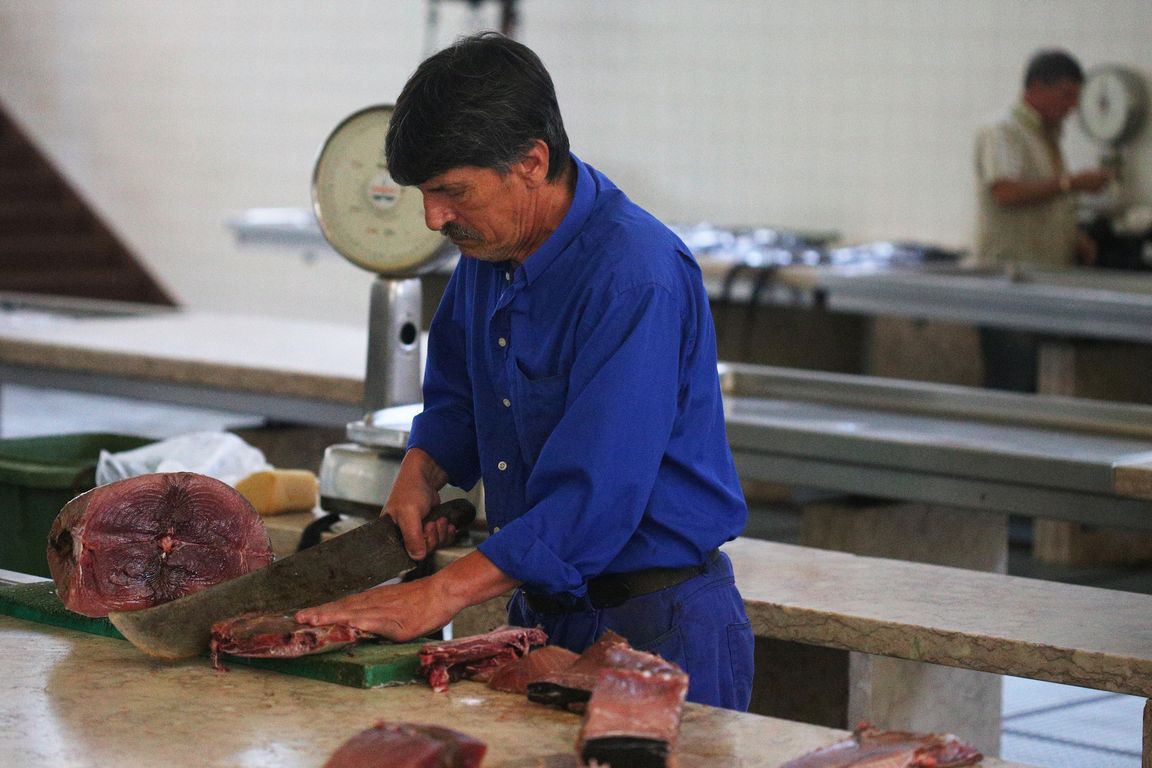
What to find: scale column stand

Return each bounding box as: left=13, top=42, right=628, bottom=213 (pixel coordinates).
left=364, top=276, right=423, bottom=413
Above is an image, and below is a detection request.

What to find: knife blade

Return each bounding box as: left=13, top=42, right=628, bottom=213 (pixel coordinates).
left=108, top=498, right=476, bottom=660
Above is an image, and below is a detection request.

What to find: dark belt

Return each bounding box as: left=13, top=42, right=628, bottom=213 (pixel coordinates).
left=524, top=549, right=721, bottom=614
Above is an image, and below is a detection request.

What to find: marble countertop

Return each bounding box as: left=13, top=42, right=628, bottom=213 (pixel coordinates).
left=260, top=522, right=1152, bottom=701
left=0, top=615, right=1043, bottom=768
left=728, top=538, right=1152, bottom=698
left=0, top=306, right=367, bottom=405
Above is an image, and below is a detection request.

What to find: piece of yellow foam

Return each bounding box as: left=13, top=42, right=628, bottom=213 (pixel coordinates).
left=235, top=469, right=319, bottom=516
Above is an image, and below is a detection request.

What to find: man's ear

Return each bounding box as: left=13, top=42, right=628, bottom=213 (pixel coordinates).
left=515, top=140, right=552, bottom=188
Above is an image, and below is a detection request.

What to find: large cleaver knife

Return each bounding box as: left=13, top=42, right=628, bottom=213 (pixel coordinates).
left=108, top=498, right=476, bottom=661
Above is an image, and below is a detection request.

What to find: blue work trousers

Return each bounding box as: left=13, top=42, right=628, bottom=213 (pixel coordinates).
left=507, top=550, right=754, bottom=711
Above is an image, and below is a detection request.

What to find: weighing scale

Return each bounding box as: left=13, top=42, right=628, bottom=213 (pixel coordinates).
left=310, top=105, right=477, bottom=519
left=1079, top=64, right=1148, bottom=179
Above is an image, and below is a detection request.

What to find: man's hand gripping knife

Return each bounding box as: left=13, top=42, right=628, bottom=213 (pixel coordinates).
left=295, top=448, right=520, bottom=641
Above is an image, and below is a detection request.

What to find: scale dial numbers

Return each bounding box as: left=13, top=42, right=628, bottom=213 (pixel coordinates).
left=311, top=105, right=448, bottom=276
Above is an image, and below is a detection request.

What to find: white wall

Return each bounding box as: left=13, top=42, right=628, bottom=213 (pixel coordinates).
left=2, top=1, right=1151, bottom=326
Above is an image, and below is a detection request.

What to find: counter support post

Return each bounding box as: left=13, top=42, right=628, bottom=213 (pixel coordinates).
left=802, top=500, right=1006, bottom=756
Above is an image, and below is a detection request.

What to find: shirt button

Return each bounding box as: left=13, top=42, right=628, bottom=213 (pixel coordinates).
left=497, top=460, right=508, bottom=471
left=502, top=398, right=511, bottom=407
left=504, top=271, right=512, bottom=281
left=492, top=526, right=501, bottom=533
left=497, top=337, right=507, bottom=348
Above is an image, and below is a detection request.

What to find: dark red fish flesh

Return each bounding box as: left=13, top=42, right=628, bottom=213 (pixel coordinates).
left=418, top=625, right=547, bottom=693
left=486, top=644, right=579, bottom=694
left=780, top=724, right=984, bottom=767
left=209, top=611, right=374, bottom=670
left=323, top=721, right=486, bottom=768
left=47, top=472, right=273, bottom=617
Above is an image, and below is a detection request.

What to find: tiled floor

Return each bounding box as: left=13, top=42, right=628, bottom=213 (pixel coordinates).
left=1002, top=676, right=1144, bottom=767
left=2, top=383, right=1148, bottom=767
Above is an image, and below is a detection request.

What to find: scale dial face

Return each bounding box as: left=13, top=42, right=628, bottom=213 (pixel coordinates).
left=1079, top=65, right=1148, bottom=146
left=311, top=105, right=448, bottom=276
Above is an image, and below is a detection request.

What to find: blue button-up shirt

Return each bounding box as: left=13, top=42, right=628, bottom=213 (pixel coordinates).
left=409, top=155, right=746, bottom=597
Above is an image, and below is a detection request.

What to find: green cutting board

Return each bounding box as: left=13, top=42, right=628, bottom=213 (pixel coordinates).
left=0, top=581, right=422, bottom=688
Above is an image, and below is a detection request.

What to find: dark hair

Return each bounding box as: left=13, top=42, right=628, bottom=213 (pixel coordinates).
left=386, top=32, right=570, bottom=186
left=1024, top=49, right=1084, bottom=88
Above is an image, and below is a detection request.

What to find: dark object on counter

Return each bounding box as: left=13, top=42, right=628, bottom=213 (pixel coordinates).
left=526, top=631, right=684, bottom=713
left=826, top=241, right=962, bottom=265
left=419, top=625, right=548, bottom=692
left=1087, top=215, right=1152, bottom=271
left=527, top=629, right=630, bottom=710
left=209, top=611, right=374, bottom=670
left=323, top=721, right=487, bottom=768
left=979, top=327, right=1039, bottom=393
left=47, top=472, right=273, bottom=617
left=577, top=665, right=689, bottom=768
left=778, top=723, right=982, bottom=767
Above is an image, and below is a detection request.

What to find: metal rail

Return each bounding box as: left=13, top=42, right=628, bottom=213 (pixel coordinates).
left=705, top=263, right=1152, bottom=343
left=721, top=363, right=1152, bottom=528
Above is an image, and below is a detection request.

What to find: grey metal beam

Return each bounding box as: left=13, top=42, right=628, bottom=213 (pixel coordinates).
left=706, top=264, right=1152, bottom=343
left=722, top=363, right=1152, bottom=527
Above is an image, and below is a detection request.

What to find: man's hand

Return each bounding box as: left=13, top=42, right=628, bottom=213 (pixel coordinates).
left=386, top=447, right=453, bottom=560
left=1070, top=169, right=1112, bottom=194
left=295, top=550, right=521, bottom=642
left=294, top=576, right=456, bottom=641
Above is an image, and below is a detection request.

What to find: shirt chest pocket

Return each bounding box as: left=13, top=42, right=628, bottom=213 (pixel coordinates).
left=509, top=359, right=569, bottom=466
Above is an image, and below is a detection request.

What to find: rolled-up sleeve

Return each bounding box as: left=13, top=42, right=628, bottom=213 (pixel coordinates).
left=976, top=123, right=1022, bottom=186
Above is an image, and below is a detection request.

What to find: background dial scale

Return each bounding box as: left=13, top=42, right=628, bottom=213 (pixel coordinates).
left=311, top=104, right=448, bottom=277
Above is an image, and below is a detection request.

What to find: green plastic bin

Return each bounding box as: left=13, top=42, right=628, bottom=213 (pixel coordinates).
left=0, top=433, right=154, bottom=578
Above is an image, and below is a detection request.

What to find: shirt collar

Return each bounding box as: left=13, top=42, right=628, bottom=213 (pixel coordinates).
left=1013, top=100, right=1061, bottom=140
left=516, top=153, right=595, bottom=285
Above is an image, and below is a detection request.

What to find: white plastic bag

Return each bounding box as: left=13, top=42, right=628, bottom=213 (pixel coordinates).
left=95, top=431, right=272, bottom=487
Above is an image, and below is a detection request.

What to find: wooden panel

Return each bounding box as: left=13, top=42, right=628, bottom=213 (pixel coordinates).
left=0, top=108, right=174, bottom=306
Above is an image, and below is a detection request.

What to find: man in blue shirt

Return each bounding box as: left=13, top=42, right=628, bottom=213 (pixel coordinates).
left=299, top=32, right=753, bottom=710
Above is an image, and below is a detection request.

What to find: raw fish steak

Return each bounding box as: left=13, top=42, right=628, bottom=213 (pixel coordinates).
left=486, top=644, right=579, bottom=694
left=780, top=724, right=983, bottom=767
left=47, top=472, right=273, bottom=617
left=528, top=630, right=634, bottom=710
left=419, top=625, right=547, bottom=692
left=577, top=665, right=689, bottom=768
left=323, top=721, right=486, bottom=768
left=210, top=611, right=374, bottom=670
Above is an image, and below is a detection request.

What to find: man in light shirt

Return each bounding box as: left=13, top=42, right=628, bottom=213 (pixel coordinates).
left=973, top=49, right=1111, bottom=390
left=974, top=49, right=1111, bottom=269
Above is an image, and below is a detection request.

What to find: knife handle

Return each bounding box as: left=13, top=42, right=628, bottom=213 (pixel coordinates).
left=424, top=498, right=477, bottom=532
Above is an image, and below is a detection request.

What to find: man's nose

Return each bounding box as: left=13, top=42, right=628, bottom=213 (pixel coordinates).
left=422, top=197, right=452, bottom=233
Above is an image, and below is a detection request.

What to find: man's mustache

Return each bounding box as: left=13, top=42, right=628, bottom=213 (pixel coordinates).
left=441, top=222, right=484, bottom=242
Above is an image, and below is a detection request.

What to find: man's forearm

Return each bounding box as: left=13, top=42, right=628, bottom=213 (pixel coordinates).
left=295, top=549, right=519, bottom=641
left=434, top=549, right=522, bottom=611
left=989, top=177, right=1065, bottom=206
